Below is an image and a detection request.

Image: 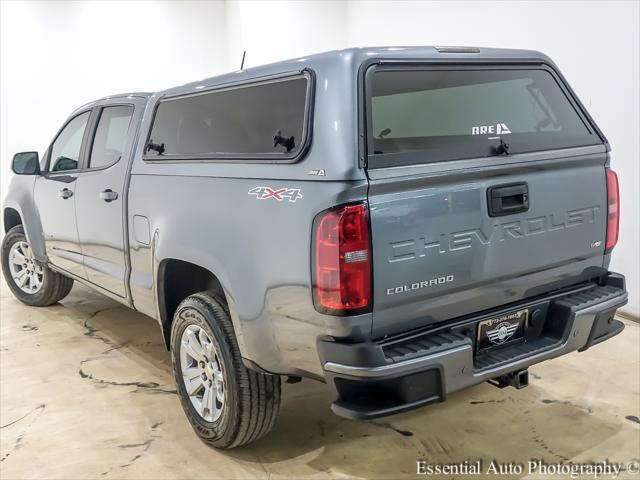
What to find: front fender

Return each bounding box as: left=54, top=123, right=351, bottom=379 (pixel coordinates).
left=3, top=175, right=47, bottom=262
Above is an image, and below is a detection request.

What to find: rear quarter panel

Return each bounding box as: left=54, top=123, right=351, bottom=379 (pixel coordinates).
left=127, top=174, right=369, bottom=377
left=127, top=53, right=371, bottom=377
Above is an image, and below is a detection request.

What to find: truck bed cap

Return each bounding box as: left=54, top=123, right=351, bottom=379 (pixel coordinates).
left=158, top=46, right=554, bottom=98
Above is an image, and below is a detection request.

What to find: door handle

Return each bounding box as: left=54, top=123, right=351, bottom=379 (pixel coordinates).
left=58, top=188, right=73, bottom=199
left=99, top=189, right=118, bottom=202
left=487, top=183, right=529, bottom=217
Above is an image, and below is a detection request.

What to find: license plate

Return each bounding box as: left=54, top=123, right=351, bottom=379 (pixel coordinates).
left=477, top=309, right=528, bottom=351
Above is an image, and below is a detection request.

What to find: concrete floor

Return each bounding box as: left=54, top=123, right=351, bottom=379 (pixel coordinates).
left=1, top=278, right=639, bottom=480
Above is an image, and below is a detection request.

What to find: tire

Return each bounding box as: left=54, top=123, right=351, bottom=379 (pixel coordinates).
left=1, top=225, right=74, bottom=306
left=170, top=292, right=281, bottom=449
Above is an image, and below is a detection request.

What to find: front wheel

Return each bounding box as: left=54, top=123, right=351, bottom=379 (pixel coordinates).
left=171, top=292, right=281, bottom=448
left=1, top=225, right=73, bottom=306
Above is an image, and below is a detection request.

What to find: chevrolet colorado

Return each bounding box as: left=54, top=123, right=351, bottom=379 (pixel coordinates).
left=2, top=47, right=627, bottom=448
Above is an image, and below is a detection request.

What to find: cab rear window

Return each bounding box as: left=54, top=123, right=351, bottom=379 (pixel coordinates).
left=367, top=68, right=602, bottom=167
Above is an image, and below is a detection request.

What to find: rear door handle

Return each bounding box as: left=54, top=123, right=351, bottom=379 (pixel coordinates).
left=99, top=189, right=118, bottom=203
left=58, top=188, right=73, bottom=199
left=487, top=183, right=529, bottom=217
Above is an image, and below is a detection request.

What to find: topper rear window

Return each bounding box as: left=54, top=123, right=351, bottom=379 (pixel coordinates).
left=145, top=73, right=311, bottom=162
left=366, top=67, right=602, bottom=168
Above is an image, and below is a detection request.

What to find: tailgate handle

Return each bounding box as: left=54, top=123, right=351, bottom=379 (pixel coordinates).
left=488, top=183, right=529, bottom=217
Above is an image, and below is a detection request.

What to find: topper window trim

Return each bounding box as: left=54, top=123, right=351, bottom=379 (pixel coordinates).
left=143, top=70, right=314, bottom=164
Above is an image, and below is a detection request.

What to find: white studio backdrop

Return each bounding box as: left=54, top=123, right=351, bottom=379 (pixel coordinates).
left=1, top=1, right=638, bottom=316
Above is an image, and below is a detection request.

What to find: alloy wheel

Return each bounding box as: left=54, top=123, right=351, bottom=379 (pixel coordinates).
left=8, top=241, right=44, bottom=294
left=180, top=322, right=225, bottom=422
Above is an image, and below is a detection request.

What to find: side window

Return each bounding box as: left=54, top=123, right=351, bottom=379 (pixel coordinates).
left=49, top=111, right=90, bottom=172
left=89, top=105, right=134, bottom=169
left=147, top=75, right=309, bottom=159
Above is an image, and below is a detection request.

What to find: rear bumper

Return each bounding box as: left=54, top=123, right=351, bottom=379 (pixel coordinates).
left=318, top=273, right=628, bottom=420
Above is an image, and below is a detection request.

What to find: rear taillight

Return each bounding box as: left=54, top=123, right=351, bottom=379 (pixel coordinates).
left=605, top=168, right=620, bottom=252
left=313, top=203, right=371, bottom=314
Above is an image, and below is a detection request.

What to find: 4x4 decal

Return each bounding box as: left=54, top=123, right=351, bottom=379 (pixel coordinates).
left=248, top=186, right=303, bottom=203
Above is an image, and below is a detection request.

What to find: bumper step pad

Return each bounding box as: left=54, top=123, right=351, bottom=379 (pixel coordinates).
left=554, top=284, right=624, bottom=310
left=475, top=336, right=558, bottom=370
left=382, top=331, right=469, bottom=363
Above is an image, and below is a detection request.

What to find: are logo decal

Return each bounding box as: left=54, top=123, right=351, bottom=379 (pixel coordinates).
left=248, top=186, right=303, bottom=203
left=471, top=123, right=511, bottom=135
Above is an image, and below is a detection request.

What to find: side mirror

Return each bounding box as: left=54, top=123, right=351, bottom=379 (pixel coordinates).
left=12, top=152, right=40, bottom=175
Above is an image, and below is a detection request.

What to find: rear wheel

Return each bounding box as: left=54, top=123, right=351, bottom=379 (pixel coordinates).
left=1, top=225, right=74, bottom=306
left=170, top=292, right=281, bottom=448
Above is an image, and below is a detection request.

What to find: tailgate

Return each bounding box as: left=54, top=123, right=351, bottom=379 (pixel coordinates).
left=364, top=64, right=608, bottom=339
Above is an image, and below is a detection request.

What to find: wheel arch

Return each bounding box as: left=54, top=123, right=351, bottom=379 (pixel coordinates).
left=156, top=258, right=230, bottom=349
left=3, top=176, right=47, bottom=262
left=3, top=207, right=22, bottom=233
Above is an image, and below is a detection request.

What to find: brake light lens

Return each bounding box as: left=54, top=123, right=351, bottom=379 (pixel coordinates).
left=314, top=203, right=371, bottom=314
left=605, top=168, right=620, bottom=251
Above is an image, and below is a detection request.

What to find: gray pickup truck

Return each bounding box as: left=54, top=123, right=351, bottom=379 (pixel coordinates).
left=2, top=47, right=628, bottom=448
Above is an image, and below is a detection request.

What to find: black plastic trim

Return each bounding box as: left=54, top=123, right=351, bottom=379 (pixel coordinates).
left=487, top=181, right=529, bottom=217
left=329, top=366, right=445, bottom=420
left=581, top=319, right=625, bottom=352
